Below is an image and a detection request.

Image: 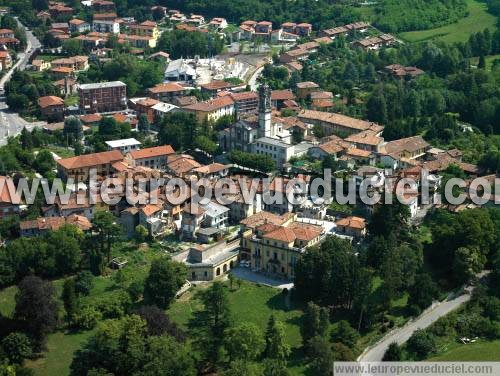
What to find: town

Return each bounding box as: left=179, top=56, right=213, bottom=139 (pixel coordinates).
left=0, top=0, right=499, bottom=374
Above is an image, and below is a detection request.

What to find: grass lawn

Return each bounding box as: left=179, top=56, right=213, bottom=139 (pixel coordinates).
left=0, top=285, right=18, bottom=317
left=428, top=339, right=500, bottom=361
left=399, top=0, right=497, bottom=44
left=471, top=54, right=500, bottom=70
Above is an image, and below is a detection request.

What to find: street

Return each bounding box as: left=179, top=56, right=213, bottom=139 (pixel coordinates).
left=357, top=275, right=488, bottom=362
left=0, top=18, right=43, bottom=146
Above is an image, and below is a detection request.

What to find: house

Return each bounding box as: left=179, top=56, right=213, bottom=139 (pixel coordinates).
left=209, top=17, right=228, bottom=30
left=180, top=203, right=205, bottom=240
left=345, top=22, right=370, bottom=33
left=20, top=215, right=91, bottom=237
left=245, top=216, right=323, bottom=279
left=51, top=56, right=89, bottom=72
left=151, top=102, right=179, bottom=120
left=38, top=95, right=65, bottom=121
left=308, top=136, right=350, bottom=160
left=281, top=22, right=297, bottom=34
left=255, top=21, right=272, bottom=37
left=79, top=113, right=102, bottom=126
left=93, top=19, right=120, bottom=34
left=147, top=82, right=188, bottom=102
left=192, top=163, right=230, bottom=180
left=296, top=23, right=312, bottom=36
left=183, top=241, right=239, bottom=281
left=56, top=149, right=124, bottom=181
left=0, top=176, right=20, bottom=219
left=31, top=59, right=51, bottom=72
left=200, top=80, right=233, bottom=96
left=49, top=3, right=73, bottom=18
left=127, top=145, right=175, bottom=170
left=310, top=91, right=334, bottom=110
left=0, top=29, right=14, bottom=38
left=382, top=136, right=429, bottom=163
left=279, top=48, right=310, bottom=63
left=139, top=203, right=166, bottom=237
left=93, top=12, right=118, bottom=21
left=296, top=81, right=319, bottom=99
left=335, top=216, right=366, bottom=238
left=53, top=77, right=77, bottom=96
left=43, top=193, right=103, bottom=220
left=37, top=11, right=51, bottom=23
left=128, top=20, right=159, bottom=42
left=230, top=91, right=259, bottom=113
left=0, top=50, right=12, bottom=71
left=345, top=130, right=385, bottom=152
left=51, top=22, right=69, bottom=33
left=320, top=26, right=349, bottom=39
left=271, top=29, right=299, bottom=44
left=77, top=81, right=127, bottom=113
left=92, top=0, right=116, bottom=12
left=50, top=66, right=74, bottom=79
left=200, top=200, right=229, bottom=229
left=271, top=89, right=295, bottom=109
left=239, top=24, right=255, bottom=41
left=69, top=18, right=90, bottom=33
left=182, top=96, right=235, bottom=123
left=187, top=14, right=205, bottom=25
left=147, top=51, right=170, bottom=63
left=298, top=109, right=383, bottom=137
left=166, top=155, right=202, bottom=177
left=384, top=64, right=424, bottom=79
left=105, top=138, right=141, bottom=153
left=354, top=34, right=395, bottom=50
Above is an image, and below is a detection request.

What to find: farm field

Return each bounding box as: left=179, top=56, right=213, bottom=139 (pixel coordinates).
left=399, top=0, right=497, bottom=43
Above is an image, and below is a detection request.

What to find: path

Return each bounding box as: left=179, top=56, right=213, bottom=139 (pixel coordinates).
left=358, top=275, right=487, bottom=361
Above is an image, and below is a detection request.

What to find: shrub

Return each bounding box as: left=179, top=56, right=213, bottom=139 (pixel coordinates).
left=407, top=329, right=437, bottom=360
left=74, top=271, right=94, bottom=296
left=72, top=306, right=102, bottom=330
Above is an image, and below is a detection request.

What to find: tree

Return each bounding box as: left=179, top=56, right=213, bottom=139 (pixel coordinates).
left=1, top=333, right=32, bottom=364
left=92, top=211, right=121, bottom=265
left=224, top=323, right=265, bottom=361
left=194, top=135, right=217, bottom=155
left=196, top=281, right=232, bottom=365
left=143, top=258, right=187, bottom=309
left=408, top=273, right=439, bottom=311
left=62, top=39, right=84, bottom=56
left=331, top=320, right=359, bottom=349
left=224, top=360, right=263, bottom=376
left=137, top=114, right=150, bottom=134
left=6, top=93, right=29, bottom=112
left=14, top=276, right=58, bottom=345
left=63, top=116, right=83, bottom=142
left=264, top=315, right=290, bottom=361
left=406, top=329, right=437, bottom=360
left=307, top=335, right=333, bottom=375
left=300, top=302, right=329, bottom=347
left=62, top=278, right=78, bottom=323
left=74, top=271, right=94, bottom=296
left=366, top=89, right=388, bottom=124
left=134, top=224, right=148, bottom=243
left=383, top=342, right=402, bottom=361
left=229, top=150, right=276, bottom=173
left=34, top=150, right=55, bottom=176
left=134, top=305, right=185, bottom=341
left=453, top=246, right=484, bottom=284
left=72, top=306, right=102, bottom=330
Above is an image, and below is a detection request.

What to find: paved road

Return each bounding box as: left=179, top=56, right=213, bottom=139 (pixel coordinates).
left=358, top=284, right=478, bottom=361
left=248, top=66, right=264, bottom=91
left=0, top=18, right=43, bottom=145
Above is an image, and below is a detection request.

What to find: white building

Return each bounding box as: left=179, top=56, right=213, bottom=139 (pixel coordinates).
left=165, top=59, right=197, bottom=82
left=106, top=138, right=141, bottom=153
left=93, top=20, right=120, bottom=34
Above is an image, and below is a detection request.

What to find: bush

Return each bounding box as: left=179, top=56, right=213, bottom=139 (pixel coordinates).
left=127, top=280, right=144, bottom=302
left=1, top=332, right=32, bottom=364
left=95, top=291, right=131, bottom=319
left=407, top=329, right=437, bottom=360
left=74, top=271, right=94, bottom=296
left=72, top=306, right=102, bottom=330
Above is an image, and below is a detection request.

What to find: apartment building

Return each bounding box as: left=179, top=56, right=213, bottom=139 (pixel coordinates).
left=77, top=81, right=127, bottom=113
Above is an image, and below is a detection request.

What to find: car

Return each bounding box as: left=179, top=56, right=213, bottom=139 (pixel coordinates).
left=239, top=260, right=250, bottom=268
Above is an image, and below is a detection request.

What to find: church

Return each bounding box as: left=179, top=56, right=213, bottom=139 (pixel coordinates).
left=218, top=84, right=312, bottom=169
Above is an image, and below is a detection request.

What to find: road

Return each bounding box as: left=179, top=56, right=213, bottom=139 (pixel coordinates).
left=0, top=18, right=44, bottom=146
left=358, top=281, right=482, bottom=362
left=248, top=66, right=264, bottom=91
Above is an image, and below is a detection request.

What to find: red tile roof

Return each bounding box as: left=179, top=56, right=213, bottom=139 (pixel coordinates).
left=129, top=145, right=175, bottom=159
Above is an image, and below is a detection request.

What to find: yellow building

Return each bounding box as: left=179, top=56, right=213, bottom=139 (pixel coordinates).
left=242, top=212, right=323, bottom=280
left=129, top=20, right=160, bottom=41
left=184, top=240, right=239, bottom=281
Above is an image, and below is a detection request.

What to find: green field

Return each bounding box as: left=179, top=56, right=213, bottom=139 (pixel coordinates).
left=399, top=0, right=497, bottom=44
left=429, top=340, right=500, bottom=361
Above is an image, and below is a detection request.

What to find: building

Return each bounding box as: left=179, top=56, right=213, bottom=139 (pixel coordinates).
left=298, top=109, right=383, bottom=137
left=296, top=81, right=319, bottom=99
left=184, top=240, right=239, bottom=281
left=182, top=96, right=234, bottom=123
left=271, top=29, right=299, bottom=44
left=0, top=176, right=20, bottom=219
left=335, top=216, right=366, bottom=238
left=209, top=17, right=228, bottom=30
left=128, top=20, right=159, bottom=41
left=345, top=130, right=385, bottom=153
left=384, top=64, right=424, bottom=79
left=244, top=216, right=323, bottom=279
left=57, top=149, right=124, bottom=181
left=93, top=19, right=120, bottom=34
left=49, top=3, right=73, bottom=18
left=271, top=89, right=295, bottom=109
left=105, top=138, right=141, bottom=153
left=230, top=91, right=259, bottom=113
left=166, top=155, right=202, bottom=177
left=51, top=22, right=69, bottom=33
left=127, top=145, right=175, bottom=169
left=0, top=50, right=12, bottom=71
left=31, top=59, right=51, bottom=71
left=69, top=18, right=91, bottom=33
left=77, top=81, right=127, bottom=113
left=200, top=200, right=229, bottom=229
left=147, top=82, right=188, bottom=102
left=51, top=56, right=89, bottom=72
left=354, top=34, right=395, bottom=50
left=151, top=102, right=179, bottom=121
left=164, top=59, right=197, bottom=82
left=200, top=80, right=233, bottom=97
left=382, top=136, right=430, bottom=162
left=38, top=95, right=65, bottom=121
left=20, top=215, right=92, bottom=237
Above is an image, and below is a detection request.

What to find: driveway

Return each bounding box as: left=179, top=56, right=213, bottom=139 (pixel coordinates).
left=231, top=267, right=294, bottom=290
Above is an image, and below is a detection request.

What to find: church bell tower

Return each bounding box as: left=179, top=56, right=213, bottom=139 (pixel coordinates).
left=258, top=84, right=272, bottom=138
